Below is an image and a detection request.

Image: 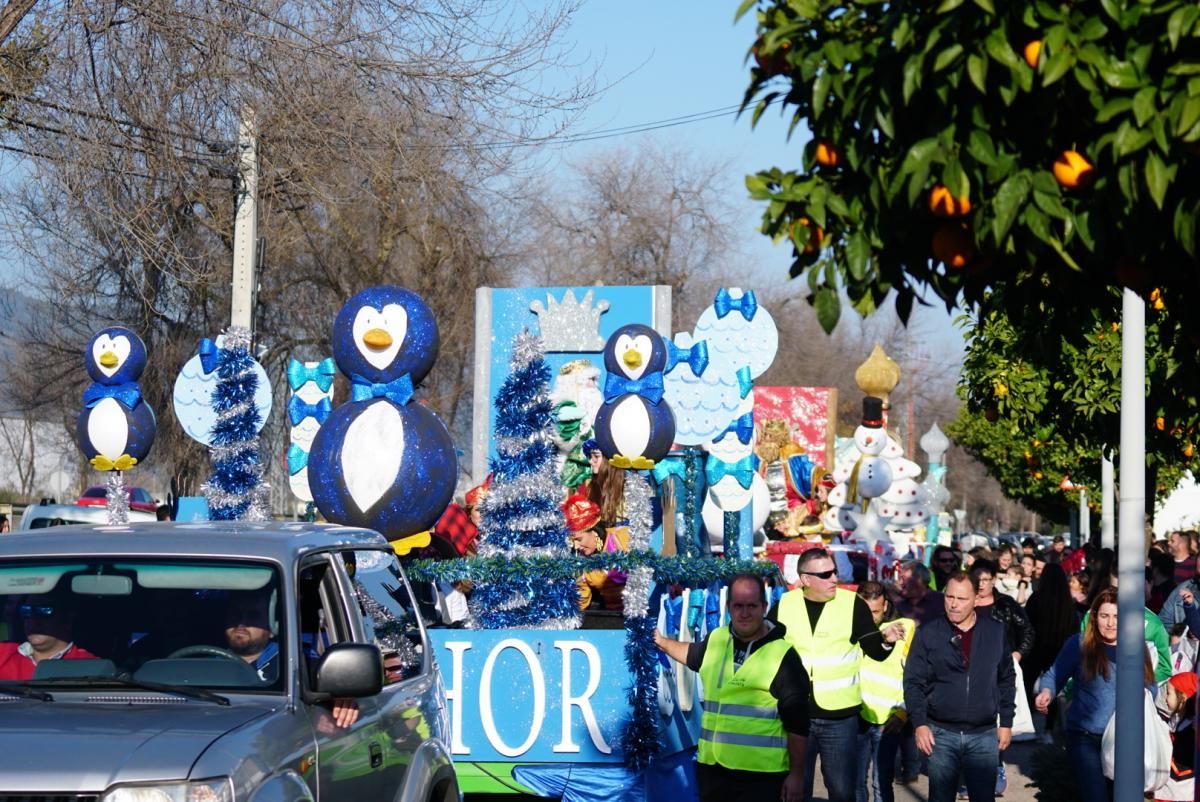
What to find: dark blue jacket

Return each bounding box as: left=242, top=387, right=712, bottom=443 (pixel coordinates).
left=903, top=613, right=1016, bottom=732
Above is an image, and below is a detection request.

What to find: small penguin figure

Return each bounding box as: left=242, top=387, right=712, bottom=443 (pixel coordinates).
left=592, top=323, right=676, bottom=469
left=308, top=286, right=457, bottom=549
left=76, top=327, right=156, bottom=471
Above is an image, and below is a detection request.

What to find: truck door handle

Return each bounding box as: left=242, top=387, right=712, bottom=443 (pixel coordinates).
left=369, top=742, right=383, bottom=768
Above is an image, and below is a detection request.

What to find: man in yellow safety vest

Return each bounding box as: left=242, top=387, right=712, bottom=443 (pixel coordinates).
left=776, top=549, right=906, bottom=802
left=855, top=581, right=915, bottom=802
left=656, top=573, right=809, bottom=802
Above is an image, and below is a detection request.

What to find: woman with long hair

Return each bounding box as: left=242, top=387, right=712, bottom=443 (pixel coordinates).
left=1022, top=563, right=1079, bottom=735
left=1035, top=588, right=1155, bottom=802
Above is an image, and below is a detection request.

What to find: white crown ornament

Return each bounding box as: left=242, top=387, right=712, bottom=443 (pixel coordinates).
left=530, top=289, right=610, bottom=351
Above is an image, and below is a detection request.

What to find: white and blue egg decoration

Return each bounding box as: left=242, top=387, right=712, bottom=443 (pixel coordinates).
left=76, top=326, right=156, bottom=471
left=592, top=323, right=676, bottom=469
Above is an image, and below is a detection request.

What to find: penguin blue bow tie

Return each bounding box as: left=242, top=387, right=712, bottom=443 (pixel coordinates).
left=287, top=358, right=336, bottom=392
left=198, top=338, right=220, bottom=374
left=83, top=381, right=142, bottom=410
left=705, top=454, right=757, bottom=490
left=713, top=289, right=758, bottom=321
left=603, top=372, right=664, bottom=404
left=350, top=373, right=414, bottom=405
left=288, top=395, right=333, bottom=426
left=715, top=411, right=754, bottom=445
left=666, top=340, right=709, bottom=377
left=286, top=443, right=309, bottom=475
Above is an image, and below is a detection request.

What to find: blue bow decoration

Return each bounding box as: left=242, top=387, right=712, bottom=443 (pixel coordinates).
left=198, top=338, right=220, bottom=374
left=603, top=371, right=665, bottom=405
left=286, top=443, right=309, bottom=475
left=663, top=595, right=682, bottom=638
left=736, top=366, right=754, bottom=399
left=666, top=339, right=709, bottom=377
left=687, top=588, right=706, bottom=636
left=288, top=395, right=333, bottom=426
left=705, top=454, right=757, bottom=490
left=705, top=581, right=722, bottom=632
left=651, top=457, right=687, bottom=486
left=287, top=358, right=337, bottom=392
left=83, top=381, right=142, bottom=410
left=713, top=289, right=758, bottom=321
left=350, top=373, right=414, bottom=406
left=715, top=411, right=754, bottom=445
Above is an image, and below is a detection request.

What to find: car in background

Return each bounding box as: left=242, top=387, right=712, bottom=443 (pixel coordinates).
left=18, top=503, right=155, bottom=530
left=76, top=485, right=158, bottom=512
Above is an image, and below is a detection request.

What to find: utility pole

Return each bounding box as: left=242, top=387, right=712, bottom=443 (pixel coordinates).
left=230, top=109, right=259, bottom=331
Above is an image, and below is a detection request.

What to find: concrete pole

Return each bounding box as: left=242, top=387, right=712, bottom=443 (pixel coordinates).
left=1101, top=455, right=1115, bottom=549
left=230, top=109, right=259, bottom=331
left=1079, top=487, right=1090, bottom=543
left=1115, top=288, right=1145, bottom=802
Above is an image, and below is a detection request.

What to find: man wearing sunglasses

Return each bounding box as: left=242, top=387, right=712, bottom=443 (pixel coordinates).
left=775, top=549, right=906, bottom=802
left=0, top=593, right=96, bottom=680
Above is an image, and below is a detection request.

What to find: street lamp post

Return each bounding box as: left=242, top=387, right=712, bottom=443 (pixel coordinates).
left=920, top=423, right=951, bottom=560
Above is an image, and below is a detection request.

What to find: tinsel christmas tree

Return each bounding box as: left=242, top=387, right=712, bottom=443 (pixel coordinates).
left=200, top=327, right=271, bottom=520
left=468, top=330, right=580, bottom=629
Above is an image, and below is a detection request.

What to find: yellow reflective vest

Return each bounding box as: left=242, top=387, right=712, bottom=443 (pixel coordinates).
left=859, top=617, right=914, bottom=725
left=777, top=587, right=861, bottom=710
left=697, top=626, right=792, bottom=773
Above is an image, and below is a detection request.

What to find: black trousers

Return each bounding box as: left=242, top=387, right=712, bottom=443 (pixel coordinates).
left=696, top=761, right=787, bottom=802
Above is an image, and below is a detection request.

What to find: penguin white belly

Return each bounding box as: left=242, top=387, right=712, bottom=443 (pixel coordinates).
left=610, top=396, right=651, bottom=458
left=342, top=401, right=405, bottom=513
left=87, top=398, right=129, bottom=458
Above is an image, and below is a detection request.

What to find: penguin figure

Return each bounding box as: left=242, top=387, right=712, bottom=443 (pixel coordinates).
left=308, top=286, right=457, bottom=545
left=76, top=327, right=156, bottom=471
left=592, top=323, right=676, bottom=469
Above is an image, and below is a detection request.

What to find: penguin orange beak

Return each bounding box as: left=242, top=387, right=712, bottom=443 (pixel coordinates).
left=362, top=328, right=393, bottom=350
left=99, top=352, right=119, bottom=368
left=622, top=350, right=643, bottom=369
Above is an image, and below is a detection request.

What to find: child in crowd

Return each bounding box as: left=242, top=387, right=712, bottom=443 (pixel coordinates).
left=1155, top=672, right=1197, bottom=802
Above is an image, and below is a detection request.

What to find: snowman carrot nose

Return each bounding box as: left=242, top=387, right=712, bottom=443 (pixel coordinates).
left=622, top=350, right=643, bottom=368
left=99, top=352, right=119, bottom=368
left=362, top=328, right=393, bottom=350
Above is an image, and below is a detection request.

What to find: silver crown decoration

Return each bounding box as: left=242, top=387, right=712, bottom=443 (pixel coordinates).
left=530, top=289, right=610, bottom=351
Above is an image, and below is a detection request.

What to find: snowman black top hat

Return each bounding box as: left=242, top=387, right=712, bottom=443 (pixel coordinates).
left=861, top=396, right=884, bottom=428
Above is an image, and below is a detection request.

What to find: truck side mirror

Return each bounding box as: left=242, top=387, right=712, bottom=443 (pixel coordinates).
left=310, top=642, right=383, bottom=699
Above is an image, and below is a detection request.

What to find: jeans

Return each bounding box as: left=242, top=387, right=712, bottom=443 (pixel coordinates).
left=856, top=723, right=901, bottom=802
left=804, top=715, right=860, bottom=802
left=1065, top=732, right=1112, bottom=802
left=925, top=725, right=998, bottom=802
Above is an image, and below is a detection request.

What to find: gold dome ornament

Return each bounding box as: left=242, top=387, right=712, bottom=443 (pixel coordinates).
left=854, top=343, right=902, bottom=404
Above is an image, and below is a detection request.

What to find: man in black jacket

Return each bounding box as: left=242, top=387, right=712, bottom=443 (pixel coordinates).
left=903, top=571, right=1015, bottom=802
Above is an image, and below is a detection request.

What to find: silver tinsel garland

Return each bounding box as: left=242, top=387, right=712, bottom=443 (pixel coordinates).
left=621, top=565, right=654, bottom=619
left=105, top=470, right=130, bottom=526
left=624, top=473, right=653, bottom=551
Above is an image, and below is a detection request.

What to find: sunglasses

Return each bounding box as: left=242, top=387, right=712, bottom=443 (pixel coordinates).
left=801, top=569, right=837, bottom=580
left=18, top=603, right=56, bottom=618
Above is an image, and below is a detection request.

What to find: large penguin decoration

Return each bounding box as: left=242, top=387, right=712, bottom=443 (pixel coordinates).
left=592, top=323, right=675, bottom=469
left=307, top=286, right=458, bottom=546
left=76, top=327, right=156, bottom=470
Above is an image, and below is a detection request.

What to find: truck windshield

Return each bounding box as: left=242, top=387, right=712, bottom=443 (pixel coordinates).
left=0, top=558, right=284, bottom=692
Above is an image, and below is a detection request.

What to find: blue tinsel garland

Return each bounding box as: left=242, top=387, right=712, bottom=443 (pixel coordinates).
left=620, top=614, right=660, bottom=770
left=202, top=329, right=270, bottom=520
left=410, top=552, right=775, bottom=587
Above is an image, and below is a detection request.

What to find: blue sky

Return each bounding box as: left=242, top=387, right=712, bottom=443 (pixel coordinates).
left=538, top=0, right=964, bottom=360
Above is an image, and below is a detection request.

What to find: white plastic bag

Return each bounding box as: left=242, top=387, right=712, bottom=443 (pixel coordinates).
left=1100, top=688, right=1172, bottom=792
left=1010, top=656, right=1036, bottom=740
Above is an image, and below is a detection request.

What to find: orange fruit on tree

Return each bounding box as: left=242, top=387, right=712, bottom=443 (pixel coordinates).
left=1150, top=288, right=1165, bottom=311
left=928, top=184, right=972, bottom=218
left=1053, top=150, right=1095, bottom=190
left=932, top=223, right=975, bottom=268
left=815, top=141, right=841, bottom=168
left=791, top=216, right=825, bottom=254
left=1156, top=416, right=1166, bottom=431
left=1023, top=40, right=1041, bottom=69
left=1185, top=443, right=1195, bottom=459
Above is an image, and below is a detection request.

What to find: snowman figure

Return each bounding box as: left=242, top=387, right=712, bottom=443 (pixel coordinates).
left=825, top=396, right=895, bottom=539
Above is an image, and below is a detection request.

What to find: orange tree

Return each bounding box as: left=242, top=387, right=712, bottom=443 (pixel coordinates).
left=739, top=0, right=1199, bottom=331
left=740, top=0, right=1200, bottom=508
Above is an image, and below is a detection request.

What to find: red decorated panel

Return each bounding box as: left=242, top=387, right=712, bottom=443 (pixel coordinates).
left=754, top=386, right=836, bottom=469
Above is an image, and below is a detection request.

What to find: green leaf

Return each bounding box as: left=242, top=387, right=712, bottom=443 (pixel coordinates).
left=1042, top=49, right=1074, bottom=87
left=1133, top=87, right=1157, bottom=127
left=934, top=44, right=964, bottom=73
left=1024, top=205, right=1053, bottom=244
left=992, top=172, right=1032, bottom=245
left=814, top=287, right=841, bottom=333
left=1096, top=97, right=1133, bottom=123
left=944, top=159, right=970, bottom=200
left=1144, top=152, right=1172, bottom=210
left=895, top=290, right=914, bottom=325
left=1098, top=0, right=1122, bottom=25
left=1177, top=97, right=1200, bottom=136
left=985, top=27, right=1021, bottom=70
left=746, top=174, right=771, bottom=198
left=1080, top=16, right=1109, bottom=41
left=734, top=0, right=757, bottom=20
left=1033, top=189, right=1071, bottom=221
left=1168, top=6, right=1190, bottom=49
left=967, top=53, right=988, bottom=93
left=875, top=106, right=895, bottom=139
left=813, top=71, right=832, bottom=119
left=967, top=129, right=999, bottom=167
left=1046, top=238, right=1083, bottom=272
left=903, top=53, right=924, bottom=103
left=1114, top=120, right=1155, bottom=156
left=847, top=230, right=870, bottom=280
left=900, top=137, right=940, bottom=177
left=936, top=0, right=966, bottom=11
left=1175, top=200, right=1198, bottom=257
left=1099, top=59, right=1141, bottom=89
left=971, top=0, right=996, bottom=13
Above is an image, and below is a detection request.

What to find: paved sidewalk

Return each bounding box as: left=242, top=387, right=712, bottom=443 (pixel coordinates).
left=812, top=739, right=1044, bottom=802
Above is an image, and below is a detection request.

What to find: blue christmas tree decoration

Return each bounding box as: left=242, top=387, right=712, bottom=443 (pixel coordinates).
left=201, top=327, right=271, bottom=520
left=468, top=330, right=580, bottom=629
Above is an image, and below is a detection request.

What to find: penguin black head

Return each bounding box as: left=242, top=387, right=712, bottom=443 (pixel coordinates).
left=602, top=324, right=666, bottom=381
left=331, top=286, right=439, bottom=385
left=85, top=326, right=147, bottom=384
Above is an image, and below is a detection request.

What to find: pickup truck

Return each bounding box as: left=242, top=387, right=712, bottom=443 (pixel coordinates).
left=0, top=521, right=458, bottom=802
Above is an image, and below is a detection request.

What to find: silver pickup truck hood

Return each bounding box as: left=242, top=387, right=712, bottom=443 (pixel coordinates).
left=0, top=699, right=274, bottom=792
